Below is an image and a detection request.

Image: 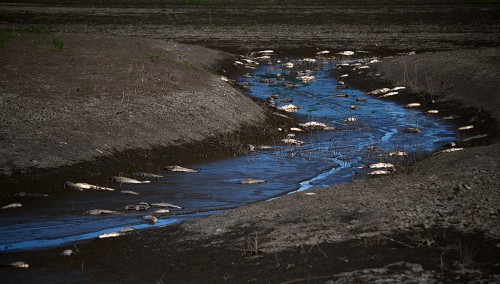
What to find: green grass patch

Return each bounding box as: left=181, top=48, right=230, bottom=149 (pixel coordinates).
left=52, top=38, right=64, bottom=52
left=149, top=54, right=168, bottom=62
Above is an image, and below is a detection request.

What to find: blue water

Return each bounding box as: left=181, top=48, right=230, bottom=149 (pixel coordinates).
left=0, top=56, right=456, bottom=252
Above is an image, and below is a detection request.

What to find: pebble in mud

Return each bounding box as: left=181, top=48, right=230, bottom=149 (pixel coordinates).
left=61, top=249, right=74, bottom=256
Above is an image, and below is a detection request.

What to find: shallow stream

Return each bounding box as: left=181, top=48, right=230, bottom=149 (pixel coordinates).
left=0, top=55, right=457, bottom=252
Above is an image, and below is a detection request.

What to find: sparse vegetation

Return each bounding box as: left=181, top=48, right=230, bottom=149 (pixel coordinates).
left=241, top=232, right=263, bottom=259
left=52, top=38, right=64, bottom=52
left=149, top=54, right=168, bottom=62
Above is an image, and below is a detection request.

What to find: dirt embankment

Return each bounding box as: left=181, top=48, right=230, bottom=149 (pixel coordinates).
left=377, top=48, right=500, bottom=125
left=0, top=33, right=266, bottom=176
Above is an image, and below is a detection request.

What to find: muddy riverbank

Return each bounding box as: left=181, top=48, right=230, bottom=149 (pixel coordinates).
left=0, top=32, right=276, bottom=201
left=2, top=47, right=499, bottom=283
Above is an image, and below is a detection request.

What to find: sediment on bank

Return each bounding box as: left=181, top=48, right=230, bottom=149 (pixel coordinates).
left=0, top=32, right=271, bottom=199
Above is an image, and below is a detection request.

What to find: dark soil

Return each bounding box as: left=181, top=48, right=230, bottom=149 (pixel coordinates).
left=0, top=1, right=499, bottom=283
left=0, top=1, right=499, bottom=52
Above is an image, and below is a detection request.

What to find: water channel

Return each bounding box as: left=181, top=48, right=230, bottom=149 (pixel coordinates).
left=0, top=55, right=457, bottom=252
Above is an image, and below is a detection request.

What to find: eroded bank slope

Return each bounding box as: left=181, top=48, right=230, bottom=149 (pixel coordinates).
left=0, top=33, right=265, bottom=175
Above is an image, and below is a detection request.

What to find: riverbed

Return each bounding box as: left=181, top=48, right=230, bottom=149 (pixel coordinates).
left=0, top=54, right=457, bottom=252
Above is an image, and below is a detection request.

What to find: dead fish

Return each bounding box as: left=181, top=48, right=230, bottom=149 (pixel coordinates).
left=458, top=125, right=474, bottom=131
left=425, top=110, right=439, bottom=114
left=379, top=151, right=408, bottom=157
left=354, top=65, right=370, bottom=70
left=133, top=172, right=163, bottom=178
left=442, top=115, right=459, bottom=120
left=151, top=202, right=183, bottom=209
left=350, top=105, right=360, bottom=110
left=316, top=50, right=330, bottom=55
left=1, top=203, right=22, bottom=210
left=240, top=178, right=268, bottom=184
left=61, top=249, right=74, bottom=256
left=154, top=209, right=170, bottom=215
left=260, top=145, right=279, bottom=151
left=391, top=86, right=406, bottom=91
left=298, top=75, right=315, bottom=83
left=302, top=58, right=317, bottom=63
left=15, top=192, right=48, bottom=198
left=256, top=50, right=274, bottom=54
left=298, top=121, right=328, bottom=130
left=143, top=215, right=157, bottom=224
left=367, top=170, right=391, bottom=175
left=282, top=138, right=305, bottom=146
left=339, top=74, right=349, bottom=78
left=335, top=85, right=348, bottom=90
left=284, top=62, right=294, bottom=68
left=8, top=261, right=29, bottom=268
left=461, top=134, right=489, bottom=142
left=367, top=88, right=390, bottom=95
left=323, top=127, right=337, bottom=131
left=369, top=163, right=395, bottom=169
left=356, top=98, right=368, bottom=102
left=434, top=147, right=464, bottom=155
left=277, top=104, right=300, bottom=113
left=446, top=141, right=457, bottom=148
left=165, top=165, right=198, bottom=173
left=283, top=82, right=299, bottom=88
left=110, top=176, right=150, bottom=184
left=65, top=181, right=115, bottom=191
left=259, top=78, right=275, bottom=84
left=344, top=117, right=357, bottom=122
left=242, top=73, right=257, bottom=78
left=378, top=91, right=398, bottom=98
left=368, top=146, right=381, bottom=151
left=335, top=93, right=349, bottom=98
left=120, top=190, right=139, bottom=196
left=121, top=227, right=135, bottom=233
left=125, top=204, right=150, bottom=211
left=405, top=103, right=421, bottom=108
left=338, top=51, right=355, bottom=56
left=290, top=127, right=303, bottom=132
left=84, top=209, right=124, bottom=216
left=98, top=232, right=124, bottom=239
left=402, top=127, right=421, bottom=133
